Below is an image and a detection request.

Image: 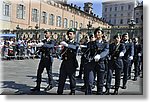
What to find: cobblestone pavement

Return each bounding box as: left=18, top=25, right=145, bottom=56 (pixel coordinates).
left=0, top=57, right=143, bottom=95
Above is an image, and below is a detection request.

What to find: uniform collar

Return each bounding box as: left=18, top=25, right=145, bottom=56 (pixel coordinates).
left=46, top=37, right=51, bottom=42
left=124, top=40, right=129, bottom=43
left=96, top=39, right=102, bottom=43
left=69, top=39, right=74, bottom=43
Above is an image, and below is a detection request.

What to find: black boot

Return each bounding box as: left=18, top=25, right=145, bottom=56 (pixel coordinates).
left=105, top=89, right=110, bottom=95
left=69, top=91, right=75, bottom=95
left=113, top=89, right=118, bottom=95
left=133, top=77, right=137, bottom=81
left=44, top=85, right=53, bottom=91
left=122, top=85, right=126, bottom=89
left=30, top=86, right=40, bottom=91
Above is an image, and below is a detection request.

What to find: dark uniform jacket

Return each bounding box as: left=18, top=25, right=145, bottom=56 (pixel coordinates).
left=109, top=43, right=126, bottom=60
left=133, top=43, right=142, bottom=59
left=122, top=41, right=134, bottom=60
left=39, top=39, right=55, bottom=60
left=84, top=40, right=109, bottom=62
left=61, top=40, right=79, bottom=69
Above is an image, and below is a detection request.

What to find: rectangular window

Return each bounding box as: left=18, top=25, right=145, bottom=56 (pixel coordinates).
left=127, top=19, right=130, bottom=23
left=17, top=4, right=26, bottom=19
left=109, top=19, right=111, bottom=24
left=120, top=19, right=123, bottom=24
left=115, top=7, right=117, bottom=11
left=63, top=18, right=68, bottom=28
left=32, top=8, right=39, bottom=22
left=121, top=6, right=124, bottom=11
left=42, top=11, right=47, bottom=24
left=56, top=16, right=61, bottom=27
left=128, top=5, right=131, bottom=10
left=105, top=8, right=107, bottom=12
left=110, top=7, right=112, bottom=11
left=128, top=13, right=130, bottom=16
left=136, top=13, right=139, bottom=15
left=114, top=19, right=116, bottom=24
left=75, top=21, right=78, bottom=28
left=3, top=2, right=10, bottom=16
left=70, top=20, right=74, bottom=28
left=49, top=14, right=55, bottom=25
left=136, top=18, right=139, bottom=23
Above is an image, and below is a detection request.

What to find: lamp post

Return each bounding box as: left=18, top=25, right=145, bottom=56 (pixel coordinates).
left=87, top=21, right=92, bottom=36
left=128, top=18, right=136, bottom=38
left=16, top=25, right=20, bottom=41
left=35, top=24, right=39, bottom=40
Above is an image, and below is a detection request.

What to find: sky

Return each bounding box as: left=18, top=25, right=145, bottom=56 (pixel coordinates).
left=67, top=0, right=143, bottom=18
left=67, top=0, right=103, bottom=17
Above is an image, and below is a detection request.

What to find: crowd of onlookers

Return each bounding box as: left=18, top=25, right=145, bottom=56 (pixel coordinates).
left=0, top=37, right=44, bottom=60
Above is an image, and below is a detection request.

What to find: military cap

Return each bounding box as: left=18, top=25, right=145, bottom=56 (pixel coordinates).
left=88, top=32, right=94, bottom=39
left=67, top=28, right=77, bottom=35
left=122, top=33, right=129, bottom=37
left=44, top=29, right=49, bottom=33
left=113, top=34, right=121, bottom=39
left=94, top=27, right=104, bottom=35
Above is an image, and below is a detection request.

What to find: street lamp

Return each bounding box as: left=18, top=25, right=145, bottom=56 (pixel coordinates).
left=35, top=24, right=39, bottom=40
left=128, top=18, right=136, bottom=38
left=16, top=25, right=20, bottom=41
left=87, top=21, right=92, bottom=36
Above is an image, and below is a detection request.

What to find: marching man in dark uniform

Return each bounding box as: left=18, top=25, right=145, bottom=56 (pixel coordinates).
left=57, top=28, right=79, bottom=95
left=76, top=37, right=88, bottom=79
left=105, top=34, right=126, bottom=95
left=132, top=37, right=142, bottom=81
left=84, top=27, right=109, bottom=95
left=121, top=33, right=134, bottom=89
left=31, top=30, right=55, bottom=91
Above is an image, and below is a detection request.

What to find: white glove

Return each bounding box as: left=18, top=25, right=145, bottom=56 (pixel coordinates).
left=129, top=56, right=133, bottom=60
left=94, top=54, right=101, bottom=62
left=80, top=45, right=87, bottom=48
left=36, top=42, right=44, bottom=47
left=138, top=53, right=141, bottom=56
left=60, top=41, right=68, bottom=47
left=119, top=52, right=124, bottom=57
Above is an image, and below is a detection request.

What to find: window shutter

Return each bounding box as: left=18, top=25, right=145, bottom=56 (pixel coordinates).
left=37, top=9, right=39, bottom=22
left=16, top=4, right=20, bottom=18
left=45, top=12, right=47, bottom=24
left=23, top=5, right=26, bottom=19
left=3, top=2, right=5, bottom=16
left=31, top=9, right=34, bottom=21
left=9, top=4, right=11, bottom=16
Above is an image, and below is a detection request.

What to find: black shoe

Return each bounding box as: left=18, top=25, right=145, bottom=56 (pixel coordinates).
left=80, top=85, right=85, bottom=90
left=69, top=92, right=75, bottom=95
left=92, top=84, right=95, bottom=89
left=30, top=87, right=40, bottom=91
left=57, top=93, right=63, bottom=95
left=76, top=75, right=82, bottom=79
left=113, top=90, right=118, bottom=95
left=111, top=85, right=115, bottom=89
left=44, top=85, right=53, bottom=91
left=133, top=77, right=137, bottom=81
left=128, top=76, right=131, bottom=80
left=104, top=89, right=110, bottom=95
left=122, top=85, right=126, bottom=89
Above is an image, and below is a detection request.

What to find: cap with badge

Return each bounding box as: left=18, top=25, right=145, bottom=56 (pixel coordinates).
left=44, top=29, right=49, bottom=34
left=67, top=28, right=77, bottom=35
left=94, top=27, right=104, bottom=35
left=113, top=33, right=121, bottom=39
